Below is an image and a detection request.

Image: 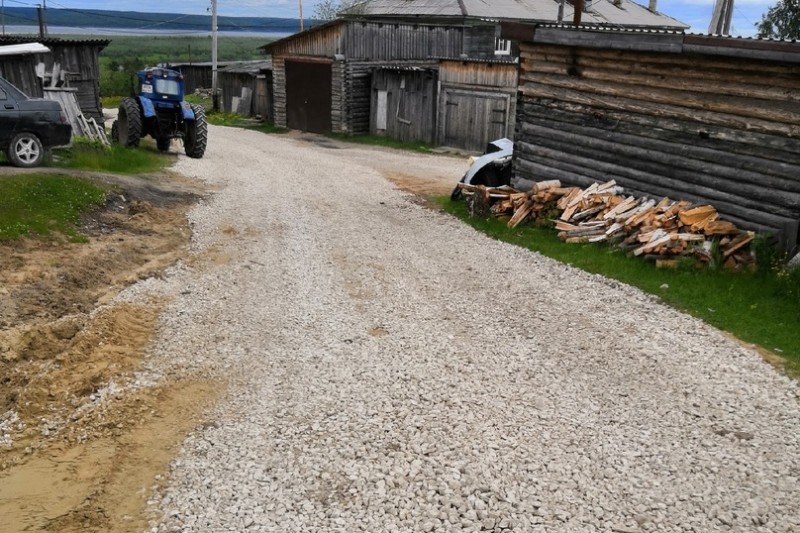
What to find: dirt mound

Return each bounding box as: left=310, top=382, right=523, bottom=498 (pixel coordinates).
left=0, top=170, right=221, bottom=532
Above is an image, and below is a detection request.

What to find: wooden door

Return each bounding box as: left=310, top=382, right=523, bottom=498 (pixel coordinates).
left=285, top=60, right=332, bottom=134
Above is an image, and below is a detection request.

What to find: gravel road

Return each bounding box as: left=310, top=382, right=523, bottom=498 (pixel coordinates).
left=129, top=125, right=800, bottom=532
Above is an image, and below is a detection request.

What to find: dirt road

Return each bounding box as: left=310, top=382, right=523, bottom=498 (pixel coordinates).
left=3, top=125, right=800, bottom=532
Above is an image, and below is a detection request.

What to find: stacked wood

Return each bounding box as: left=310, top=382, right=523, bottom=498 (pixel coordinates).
left=456, top=179, right=756, bottom=270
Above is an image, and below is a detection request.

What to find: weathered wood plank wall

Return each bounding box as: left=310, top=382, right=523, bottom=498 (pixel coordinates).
left=0, top=56, right=39, bottom=98
left=438, top=59, right=518, bottom=151
left=344, top=22, right=465, bottom=60
left=42, top=43, right=106, bottom=120
left=220, top=72, right=255, bottom=113
left=370, top=68, right=437, bottom=143
left=515, top=38, right=800, bottom=245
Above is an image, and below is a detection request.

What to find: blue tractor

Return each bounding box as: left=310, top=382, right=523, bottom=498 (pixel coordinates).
left=112, top=67, right=207, bottom=158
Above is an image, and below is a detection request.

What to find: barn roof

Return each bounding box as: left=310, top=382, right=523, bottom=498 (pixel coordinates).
left=343, top=0, right=688, bottom=29
left=0, top=35, right=110, bottom=48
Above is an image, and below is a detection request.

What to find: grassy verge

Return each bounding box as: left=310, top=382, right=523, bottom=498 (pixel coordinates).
left=0, top=175, right=107, bottom=242
left=327, top=133, right=434, bottom=153
left=101, top=96, right=124, bottom=110
left=440, top=197, right=800, bottom=372
left=54, top=140, right=171, bottom=174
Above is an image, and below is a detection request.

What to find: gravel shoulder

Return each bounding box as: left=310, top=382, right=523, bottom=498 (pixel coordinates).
left=122, top=125, right=800, bottom=533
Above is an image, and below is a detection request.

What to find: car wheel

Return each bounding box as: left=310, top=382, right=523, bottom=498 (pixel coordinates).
left=7, top=132, right=44, bottom=168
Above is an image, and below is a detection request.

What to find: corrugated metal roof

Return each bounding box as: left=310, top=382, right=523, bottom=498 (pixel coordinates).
left=345, top=0, right=688, bottom=29
left=220, top=59, right=273, bottom=73
left=0, top=35, right=110, bottom=47
left=520, top=24, right=800, bottom=61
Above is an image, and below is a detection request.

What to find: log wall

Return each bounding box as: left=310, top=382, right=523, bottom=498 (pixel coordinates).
left=515, top=38, right=800, bottom=247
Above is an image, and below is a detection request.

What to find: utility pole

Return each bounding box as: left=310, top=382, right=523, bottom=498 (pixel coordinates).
left=299, top=0, right=304, bottom=31
left=37, top=5, right=45, bottom=38
left=2, top=0, right=5, bottom=36
left=709, top=0, right=734, bottom=35
left=211, top=0, right=219, bottom=111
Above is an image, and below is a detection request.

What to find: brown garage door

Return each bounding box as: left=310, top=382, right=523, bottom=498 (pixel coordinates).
left=285, top=60, right=332, bottom=134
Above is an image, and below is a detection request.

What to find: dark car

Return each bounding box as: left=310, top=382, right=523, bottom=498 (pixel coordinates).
left=0, top=76, right=72, bottom=167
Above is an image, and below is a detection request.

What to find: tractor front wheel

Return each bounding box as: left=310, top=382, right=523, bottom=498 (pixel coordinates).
left=117, top=97, right=142, bottom=148
left=156, top=137, right=171, bottom=152
left=184, top=104, right=207, bottom=159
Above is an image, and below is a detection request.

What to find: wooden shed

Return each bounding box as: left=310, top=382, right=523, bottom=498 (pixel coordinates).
left=0, top=36, right=109, bottom=121
left=506, top=23, right=800, bottom=249
left=219, top=60, right=273, bottom=119
left=437, top=58, right=518, bottom=152
left=370, top=66, right=437, bottom=143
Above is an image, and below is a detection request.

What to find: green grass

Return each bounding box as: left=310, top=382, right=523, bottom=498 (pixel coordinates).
left=326, top=133, right=435, bottom=153
left=0, top=175, right=107, bottom=242
left=441, top=197, right=800, bottom=371
left=101, top=95, right=124, bottom=110
left=54, top=140, right=171, bottom=174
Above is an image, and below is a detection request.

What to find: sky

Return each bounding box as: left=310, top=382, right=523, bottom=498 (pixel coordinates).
left=15, top=0, right=778, bottom=36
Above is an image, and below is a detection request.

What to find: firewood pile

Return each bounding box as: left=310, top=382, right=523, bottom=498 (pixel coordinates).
left=457, top=179, right=755, bottom=270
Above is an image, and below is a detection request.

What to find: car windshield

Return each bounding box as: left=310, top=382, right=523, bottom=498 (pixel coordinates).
left=154, top=78, right=180, bottom=96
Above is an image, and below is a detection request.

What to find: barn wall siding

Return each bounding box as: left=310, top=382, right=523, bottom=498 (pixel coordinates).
left=514, top=40, right=800, bottom=243
left=437, top=60, right=518, bottom=152
left=369, top=69, right=437, bottom=143
left=344, top=22, right=466, bottom=60
left=42, top=44, right=106, bottom=120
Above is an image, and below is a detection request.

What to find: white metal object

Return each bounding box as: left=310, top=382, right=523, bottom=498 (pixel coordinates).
left=0, top=43, right=50, bottom=56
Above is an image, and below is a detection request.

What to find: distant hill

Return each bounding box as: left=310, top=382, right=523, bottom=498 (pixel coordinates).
left=0, top=6, right=309, bottom=34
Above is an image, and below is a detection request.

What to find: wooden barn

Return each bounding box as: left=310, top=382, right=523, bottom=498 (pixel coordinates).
left=0, top=36, right=109, bottom=121
left=261, top=0, right=685, bottom=149
left=507, top=23, right=800, bottom=249
left=263, top=19, right=474, bottom=135
left=437, top=58, right=518, bottom=152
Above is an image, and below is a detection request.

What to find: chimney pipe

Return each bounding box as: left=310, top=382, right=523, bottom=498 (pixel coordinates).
left=648, top=0, right=657, bottom=11
left=573, top=0, right=584, bottom=25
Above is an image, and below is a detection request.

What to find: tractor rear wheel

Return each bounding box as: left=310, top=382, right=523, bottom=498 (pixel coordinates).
left=184, top=104, right=207, bottom=159
left=117, top=97, right=142, bottom=148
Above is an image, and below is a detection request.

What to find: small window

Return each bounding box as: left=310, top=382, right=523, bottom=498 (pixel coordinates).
left=154, top=78, right=180, bottom=96
left=495, top=37, right=511, bottom=56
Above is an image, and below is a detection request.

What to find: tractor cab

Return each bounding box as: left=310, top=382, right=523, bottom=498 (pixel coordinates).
left=137, top=68, right=185, bottom=106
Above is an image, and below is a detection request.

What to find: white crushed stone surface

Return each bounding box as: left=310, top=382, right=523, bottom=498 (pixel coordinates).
left=138, top=126, right=800, bottom=532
